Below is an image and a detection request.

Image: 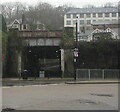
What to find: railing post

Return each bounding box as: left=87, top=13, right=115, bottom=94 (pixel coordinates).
left=88, top=69, right=90, bottom=80
left=102, top=69, right=105, bottom=80
left=76, top=69, right=78, bottom=80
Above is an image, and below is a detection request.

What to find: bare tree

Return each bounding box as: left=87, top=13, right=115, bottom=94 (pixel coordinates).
left=104, top=2, right=117, bottom=8
left=0, top=2, right=75, bottom=30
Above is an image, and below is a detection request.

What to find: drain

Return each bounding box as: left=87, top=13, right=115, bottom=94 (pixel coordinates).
left=2, top=108, right=15, bottom=111
left=79, top=99, right=98, bottom=105
left=91, top=93, right=113, bottom=97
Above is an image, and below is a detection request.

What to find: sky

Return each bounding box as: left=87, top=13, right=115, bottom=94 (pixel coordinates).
left=0, top=0, right=119, bottom=7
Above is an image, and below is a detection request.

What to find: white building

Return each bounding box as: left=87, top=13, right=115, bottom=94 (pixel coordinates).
left=64, top=7, right=119, bottom=32
left=7, top=19, right=29, bottom=31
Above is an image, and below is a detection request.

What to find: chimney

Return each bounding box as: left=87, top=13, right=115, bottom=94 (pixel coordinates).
left=22, top=14, right=25, bottom=24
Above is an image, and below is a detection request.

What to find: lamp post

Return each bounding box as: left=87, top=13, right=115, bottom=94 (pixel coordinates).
left=76, top=16, right=78, bottom=43
left=74, top=16, right=79, bottom=81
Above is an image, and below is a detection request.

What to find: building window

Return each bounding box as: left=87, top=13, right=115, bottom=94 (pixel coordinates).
left=66, top=20, right=71, bottom=25
left=105, top=13, right=110, bottom=17
left=73, top=14, right=77, bottom=18
left=98, top=13, right=103, bottom=17
left=86, top=20, right=91, bottom=24
left=13, top=25, right=18, bottom=28
left=93, top=13, right=96, bottom=17
left=86, top=13, right=91, bottom=18
left=80, top=14, right=84, bottom=18
left=23, top=24, right=27, bottom=29
left=73, top=20, right=76, bottom=25
left=112, top=13, right=117, bottom=17
left=80, top=20, right=84, bottom=24
left=112, top=19, right=116, bottom=21
left=105, top=19, right=110, bottom=21
left=118, top=13, right=120, bottom=17
left=66, top=14, right=71, bottom=18
left=98, top=19, right=103, bottom=21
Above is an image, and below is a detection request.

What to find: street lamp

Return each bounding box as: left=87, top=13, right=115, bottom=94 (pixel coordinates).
left=75, top=16, right=78, bottom=43
left=74, top=16, right=79, bottom=81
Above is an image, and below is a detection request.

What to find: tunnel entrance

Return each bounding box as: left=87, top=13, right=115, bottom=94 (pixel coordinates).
left=24, top=46, right=61, bottom=78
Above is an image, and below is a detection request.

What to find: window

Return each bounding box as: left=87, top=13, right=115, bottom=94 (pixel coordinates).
left=23, top=24, right=27, bottom=29
left=73, top=20, right=76, bottom=25
left=13, top=25, right=18, bottom=28
left=93, top=20, right=96, bottom=22
left=119, top=13, right=120, bottom=17
left=98, top=13, right=103, bottom=17
left=66, top=20, right=71, bottom=25
left=66, top=14, right=71, bottom=18
left=105, top=13, right=110, bottom=17
left=98, top=19, right=103, bottom=21
left=112, top=13, right=117, bottom=17
left=73, top=14, right=77, bottom=18
left=86, top=13, right=91, bottom=18
left=105, top=19, right=110, bottom=21
left=112, top=19, right=116, bottom=21
left=93, top=13, right=96, bottom=17
left=86, top=20, right=91, bottom=24
left=80, top=20, right=84, bottom=24
left=80, top=14, right=84, bottom=18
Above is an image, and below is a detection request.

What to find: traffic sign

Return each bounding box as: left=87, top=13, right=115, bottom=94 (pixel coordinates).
left=74, top=48, right=79, bottom=57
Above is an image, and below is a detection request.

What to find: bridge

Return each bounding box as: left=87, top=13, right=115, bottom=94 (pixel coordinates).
left=18, top=30, right=63, bottom=78
left=19, top=30, right=62, bottom=46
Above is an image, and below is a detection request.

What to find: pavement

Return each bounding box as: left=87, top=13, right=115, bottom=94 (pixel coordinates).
left=2, top=78, right=72, bottom=87
left=1, top=78, right=119, bottom=87
left=66, top=80, right=120, bottom=84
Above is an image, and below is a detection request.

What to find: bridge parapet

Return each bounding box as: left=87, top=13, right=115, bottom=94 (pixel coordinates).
left=19, top=30, right=62, bottom=38
left=18, top=30, right=62, bottom=46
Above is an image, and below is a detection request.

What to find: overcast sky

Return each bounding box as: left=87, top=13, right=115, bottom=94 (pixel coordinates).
left=0, top=0, right=119, bottom=7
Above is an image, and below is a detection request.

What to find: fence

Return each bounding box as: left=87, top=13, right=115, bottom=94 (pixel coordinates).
left=76, top=69, right=120, bottom=80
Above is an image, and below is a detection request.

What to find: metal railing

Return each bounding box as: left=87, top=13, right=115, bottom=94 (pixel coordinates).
left=76, top=69, right=120, bottom=80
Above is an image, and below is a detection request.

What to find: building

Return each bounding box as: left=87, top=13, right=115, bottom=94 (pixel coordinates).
left=77, top=20, right=120, bottom=41
left=64, top=7, right=119, bottom=32
left=36, top=21, right=46, bottom=30
left=7, top=19, right=46, bottom=31
left=88, top=20, right=120, bottom=41
left=7, top=19, right=28, bottom=31
left=92, top=20, right=119, bottom=29
left=64, top=7, right=119, bottom=41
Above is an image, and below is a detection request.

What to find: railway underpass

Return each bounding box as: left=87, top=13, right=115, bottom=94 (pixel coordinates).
left=19, top=30, right=63, bottom=78
left=24, top=46, right=61, bottom=78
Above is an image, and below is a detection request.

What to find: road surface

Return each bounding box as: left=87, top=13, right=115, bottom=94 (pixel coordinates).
left=2, top=83, right=118, bottom=110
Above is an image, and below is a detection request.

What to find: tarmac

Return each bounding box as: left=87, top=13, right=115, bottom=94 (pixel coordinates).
left=1, top=78, right=119, bottom=110
left=2, top=82, right=119, bottom=110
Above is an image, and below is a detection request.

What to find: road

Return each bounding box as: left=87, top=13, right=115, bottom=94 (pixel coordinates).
left=2, top=83, right=118, bottom=110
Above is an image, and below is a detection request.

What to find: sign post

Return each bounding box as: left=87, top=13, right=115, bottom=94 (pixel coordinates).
left=74, top=48, right=79, bottom=80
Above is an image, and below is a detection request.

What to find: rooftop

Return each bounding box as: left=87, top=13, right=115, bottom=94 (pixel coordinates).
left=78, top=28, right=120, bottom=37
left=66, top=7, right=118, bottom=14
left=91, top=20, right=119, bottom=25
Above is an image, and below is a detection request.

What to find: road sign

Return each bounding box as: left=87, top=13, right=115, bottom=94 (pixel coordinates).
left=39, top=71, right=45, bottom=78
left=74, top=48, right=79, bottom=57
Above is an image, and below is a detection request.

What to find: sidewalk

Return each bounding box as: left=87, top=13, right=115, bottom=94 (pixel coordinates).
left=2, top=78, right=73, bottom=86
left=2, top=78, right=119, bottom=86
left=65, top=79, right=119, bottom=84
